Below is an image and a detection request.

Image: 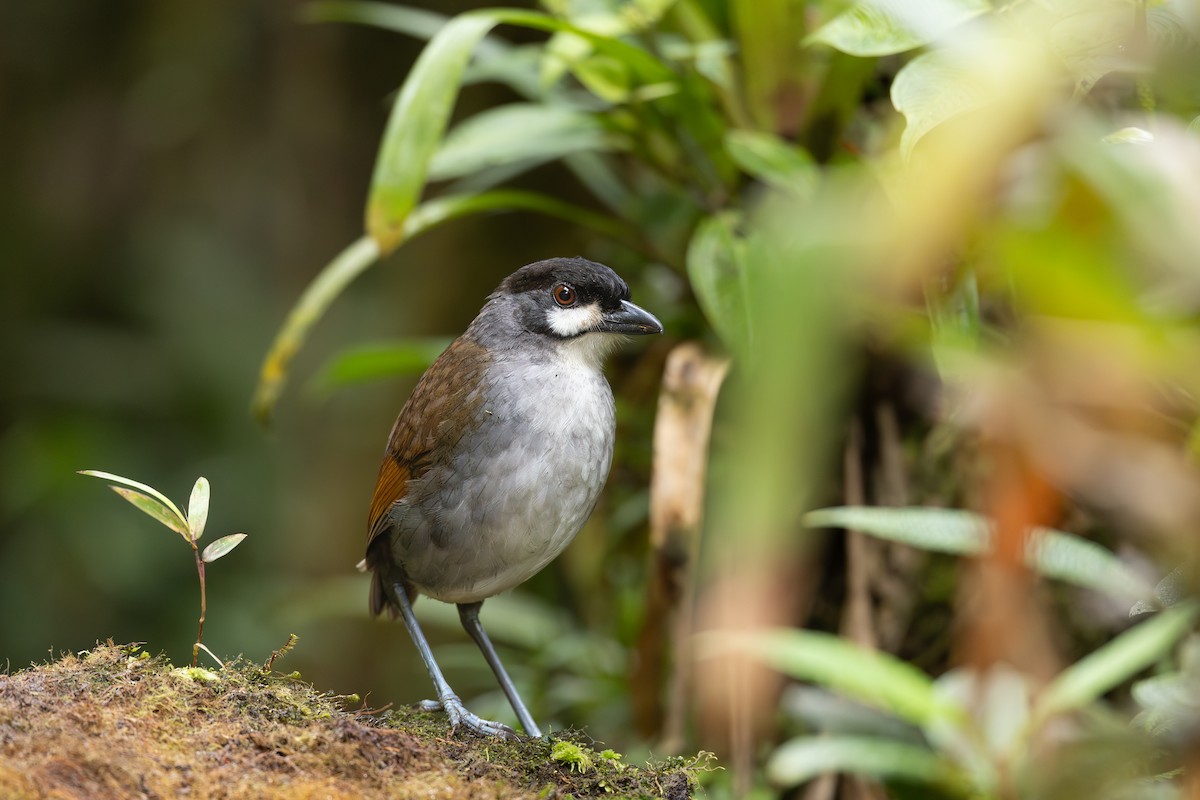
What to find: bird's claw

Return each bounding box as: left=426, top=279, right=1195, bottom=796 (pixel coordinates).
left=421, top=695, right=518, bottom=739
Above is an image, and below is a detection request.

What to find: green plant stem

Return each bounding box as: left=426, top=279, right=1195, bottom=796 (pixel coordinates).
left=192, top=544, right=207, bottom=668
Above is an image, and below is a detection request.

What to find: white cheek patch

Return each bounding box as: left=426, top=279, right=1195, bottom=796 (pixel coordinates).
left=546, top=302, right=603, bottom=337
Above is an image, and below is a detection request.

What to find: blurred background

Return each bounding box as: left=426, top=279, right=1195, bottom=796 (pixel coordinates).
left=5, top=0, right=1200, bottom=798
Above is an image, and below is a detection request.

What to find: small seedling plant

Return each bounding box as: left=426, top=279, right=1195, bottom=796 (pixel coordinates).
left=79, top=470, right=247, bottom=667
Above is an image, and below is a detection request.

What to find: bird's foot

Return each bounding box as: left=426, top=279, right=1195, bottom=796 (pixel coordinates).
left=419, top=696, right=518, bottom=739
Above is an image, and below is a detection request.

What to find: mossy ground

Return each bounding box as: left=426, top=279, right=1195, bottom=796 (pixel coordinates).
left=0, top=642, right=702, bottom=799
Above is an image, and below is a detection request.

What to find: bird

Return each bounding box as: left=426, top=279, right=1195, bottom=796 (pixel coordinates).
left=360, top=256, right=663, bottom=738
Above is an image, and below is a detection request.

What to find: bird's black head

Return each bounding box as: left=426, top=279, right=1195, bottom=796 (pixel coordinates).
left=493, top=257, right=662, bottom=340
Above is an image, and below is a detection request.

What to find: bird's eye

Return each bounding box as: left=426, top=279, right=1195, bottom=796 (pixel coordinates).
left=552, top=284, right=576, bottom=307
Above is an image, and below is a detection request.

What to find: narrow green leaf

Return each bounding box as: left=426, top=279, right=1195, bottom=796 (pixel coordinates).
left=806, top=506, right=989, bottom=555
left=807, top=0, right=990, bottom=57
left=1034, top=603, right=1200, bottom=725
left=110, top=487, right=191, bottom=540
left=187, top=477, right=210, bottom=542
left=724, top=130, right=817, bottom=196
left=712, top=628, right=957, bottom=727
left=767, top=735, right=965, bottom=791
left=314, top=339, right=451, bottom=390
left=891, top=48, right=987, bottom=159
left=202, top=533, right=248, bottom=564
left=428, top=103, right=614, bottom=181
left=79, top=470, right=188, bottom=524
left=805, top=506, right=1153, bottom=602
left=367, top=13, right=497, bottom=250
left=252, top=235, right=380, bottom=425
left=687, top=212, right=750, bottom=355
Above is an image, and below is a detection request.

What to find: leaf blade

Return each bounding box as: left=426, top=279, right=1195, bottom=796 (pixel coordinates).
left=110, top=487, right=191, bottom=540
left=79, top=470, right=188, bottom=524
left=1034, top=603, right=1200, bottom=724
left=187, top=477, right=210, bottom=542
left=767, top=735, right=965, bottom=790
left=202, top=533, right=248, bottom=564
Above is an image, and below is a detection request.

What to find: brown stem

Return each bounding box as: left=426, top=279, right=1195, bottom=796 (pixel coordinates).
left=192, top=545, right=206, bottom=668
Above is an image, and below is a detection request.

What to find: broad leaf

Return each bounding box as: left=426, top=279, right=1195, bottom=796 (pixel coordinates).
left=767, top=735, right=965, bottom=791
left=79, top=470, right=188, bottom=526
left=724, top=130, right=817, bottom=197
left=428, top=103, right=613, bottom=181
left=891, top=48, right=987, bottom=159
left=807, top=0, right=990, bottom=57
left=110, top=487, right=190, bottom=540
left=687, top=212, right=750, bottom=355
left=202, top=533, right=248, bottom=564
left=187, top=477, right=210, bottom=542
left=713, top=628, right=958, bottom=727
left=1034, top=603, right=1200, bottom=725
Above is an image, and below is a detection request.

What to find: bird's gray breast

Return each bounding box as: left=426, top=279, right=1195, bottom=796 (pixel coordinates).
left=388, top=349, right=615, bottom=603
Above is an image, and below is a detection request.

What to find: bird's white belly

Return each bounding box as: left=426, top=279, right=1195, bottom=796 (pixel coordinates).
left=389, top=355, right=615, bottom=603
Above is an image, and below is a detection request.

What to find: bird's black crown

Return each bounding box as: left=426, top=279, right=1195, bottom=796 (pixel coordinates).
left=497, top=257, right=631, bottom=310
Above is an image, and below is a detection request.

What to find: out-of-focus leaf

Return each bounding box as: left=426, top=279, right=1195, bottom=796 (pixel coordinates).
left=891, top=48, right=988, bottom=159
left=724, top=130, right=817, bottom=197
left=807, top=0, right=989, bottom=57
left=1131, top=567, right=1187, bottom=616
left=687, top=211, right=750, bottom=355
left=806, top=506, right=1154, bottom=602
left=202, top=533, right=248, bottom=564
left=767, top=735, right=965, bottom=791
left=368, top=13, right=498, bottom=250
left=1102, top=127, right=1155, bottom=145
left=315, top=339, right=451, bottom=390
left=807, top=506, right=988, bottom=554
left=429, top=104, right=614, bottom=181
left=712, top=628, right=958, bottom=727
left=781, top=685, right=926, bottom=742
left=253, top=236, right=380, bottom=425
left=110, top=488, right=191, bottom=540
left=1034, top=602, right=1200, bottom=725
left=79, top=470, right=188, bottom=530
left=187, top=477, right=209, bottom=542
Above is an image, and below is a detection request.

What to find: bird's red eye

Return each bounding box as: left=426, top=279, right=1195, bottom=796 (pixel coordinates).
left=552, top=284, right=576, bottom=307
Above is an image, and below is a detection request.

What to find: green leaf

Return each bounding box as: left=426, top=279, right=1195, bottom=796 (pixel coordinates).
left=252, top=235, right=380, bottom=425
left=1034, top=603, right=1199, bottom=724
left=314, top=339, right=451, bottom=390
left=187, top=477, right=210, bottom=542
left=714, top=628, right=958, bottom=727
left=724, top=130, right=817, bottom=197
left=767, top=735, right=965, bottom=791
left=807, top=506, right=988, bottom=555
left=367, top=13, right=498, bottom=251
left=428, top=103, right=614, bottom=181
left=891, top=48, right=987, bottom=159
left=110, top=487, right=191, bottom=540
left=687, top=212, right=751, bottom=355
left=202, top=533, right=248, bottom=564
left=805, top=506, right=1153, bottom=602
left=807, top=0, right=990, bottom=57
left=79, top=470, right=188, bottom=528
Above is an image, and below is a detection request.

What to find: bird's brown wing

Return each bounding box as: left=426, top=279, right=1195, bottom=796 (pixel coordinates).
left=362, top=336, right=491, bottom=615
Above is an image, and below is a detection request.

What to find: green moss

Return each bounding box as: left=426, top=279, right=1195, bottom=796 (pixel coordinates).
left=0, top=642, right=705, bottom=799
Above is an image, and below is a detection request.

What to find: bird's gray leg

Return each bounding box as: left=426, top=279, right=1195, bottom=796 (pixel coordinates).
left=390, top=583, right=516, bottom=739
left=457, top=601, right=543, bottom=738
